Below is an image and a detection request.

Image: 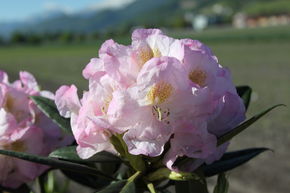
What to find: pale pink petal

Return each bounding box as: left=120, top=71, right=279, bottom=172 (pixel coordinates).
left=107, top=90, right=144, bottom=131
left=132, top=28, right=163, bottom=41
left=205, top=142, right=229, bottom=164
left=82, top=58, right=105, bottom=80
left=0, top=109, right=17, bottom=136
left=146, top=35, right=184, bottom=61
left=40, top=90, right=54, bottom=100
left=0, top=71, right=9, bottom=83
left=123, top=118, right=172, bottom=157
left=19, top=71, right=39, bottom=92
left=163, top=120, right=217, bottom=171
left=208, top=92, right=246, bottom=136
left=55, top=85, right=80, bottom=118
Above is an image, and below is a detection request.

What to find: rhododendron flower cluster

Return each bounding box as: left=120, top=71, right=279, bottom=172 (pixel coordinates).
left=0, top=71, right=72, bottom=188
left=56, top=29, right=246, bottom=172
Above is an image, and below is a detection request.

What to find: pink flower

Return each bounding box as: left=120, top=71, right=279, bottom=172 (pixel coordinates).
left=0, top=71, right=72, bottom=188
left=56, top=28, right=246, bottom=172
left=55, top=76, right=118, bottom=159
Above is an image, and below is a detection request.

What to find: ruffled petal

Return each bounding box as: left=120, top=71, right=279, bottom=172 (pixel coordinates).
left=55, top=85, right=80, bottom=118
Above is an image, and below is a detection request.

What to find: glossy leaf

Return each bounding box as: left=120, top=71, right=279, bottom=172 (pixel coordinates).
left=62, top=170, right=110, bottom=189
left=203, top=148, right=269, bottom=177
left=30, top=96, right=72, bottom=133
left=217, top=104, right=284, bottom=146
left=147, top=183, right=157, bottom=193
left=97, top=172, right=141, bottom=193
left=49, top=146, right=121, bottom=163
left=236, top=86, right=252, bottom=110
left=146, top=167, right=200, bottom=182
left=0, top=149, right=114, bottom=181
left=175, top=179, right=208, bottom=193
left=0, top=184, right=30, bottom=193
left=120, top=171, right=141, bottom=193
left=213, top=173, right=229, bottom=193
left=49, top=146, right=80, bottom=162
left=110, top=135, right=145, bottom=172
left=96, top=180, right=127, bottom=193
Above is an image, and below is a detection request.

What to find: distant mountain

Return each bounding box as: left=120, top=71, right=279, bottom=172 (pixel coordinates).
left=0, top=22, right=25, bottom=38
left=28, top=10, right=68, bottom=23
left=0, top=0, right=180, bottom=36
left=0, top=0, right=285, bottom=38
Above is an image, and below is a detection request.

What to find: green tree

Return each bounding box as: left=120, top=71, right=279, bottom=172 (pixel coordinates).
left=10, top=32, right=27, bottom=44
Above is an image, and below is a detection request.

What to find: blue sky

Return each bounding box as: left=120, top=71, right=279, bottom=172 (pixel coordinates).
left=0, top=0, right=134, bottom=22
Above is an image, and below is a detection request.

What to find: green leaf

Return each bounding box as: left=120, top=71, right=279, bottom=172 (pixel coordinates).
left=175, top=179, right=208, bottom=193
left=236, top=86, right=252, bottom=110
left=110, top=135, right=145, bottom=172
left=120, top=171, right=141, bottom=193
left=62, top=170, right=110, bottom=189
left=96, top=180, right=127, bottom=193
left=49, top=146, right=121, bottom=163
left=0, top=184, right=30, bottom=193
left=0, top=149, right=114, bottom=181
left=97, top=172, right=141, bottom=193
left=203, top=148, right=269, bottom=177
left=49, top=146, right=80, bottom=162
left=30, top=96, right=72, bottom=133
left=147, top=183, right=157, bottom=193
left=146, top=167, right=200, bottom=182
left=213, top=173, right=229, bottom=193
left=217, top=104, right=284, bottom=146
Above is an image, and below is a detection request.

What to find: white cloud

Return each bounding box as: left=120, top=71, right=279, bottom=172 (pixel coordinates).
left=88, top=0, right=135, bottom=11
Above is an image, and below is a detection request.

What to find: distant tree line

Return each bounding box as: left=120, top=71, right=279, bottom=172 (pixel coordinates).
left=0, top=16, right=191, bottom=46
left=0, top=31, right=100, bottom=46
left=0, top=28, right=134, bottom=46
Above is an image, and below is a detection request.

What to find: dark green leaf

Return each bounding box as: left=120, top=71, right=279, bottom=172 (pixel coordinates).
left=213, top=173, right=229, bottom=193
left=30, top=96, right=72, bottom=133
left=0, top=149, right=114, bottom=181
left=110, top=135, right=145, bottom=172
left=120, top=171, right=141, bottom=193
left=217, top=104, right=284, bottom=146
left=96, top=180, right=127, bottom=193
left=49, top=146, right=121, bottom=163
left=120, top=180, right=137, bottom=193
left=236, top=86, right=252, bottom=110
left=147, top=183, right=157, bottom=193
left=146, top=167, right=200, bottom=182
left=62, top=170, right=110, bottom=189
left=49, top=146, right=80, bottom=162
left=114, top=163, right=130, bottom=180
left=175, top=179, right=208, bottom=193
left=0, top=184, right=30, bottom=193
left=203, top=148, right=269, bottom=177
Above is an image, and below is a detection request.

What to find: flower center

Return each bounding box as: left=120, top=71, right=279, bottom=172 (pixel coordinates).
left=137, top=47, right=161, bottom=67
left=138, top=47, right=154, bottom=67
left=4, top=94, right=14, bottom=112
left=152, top=48, right=161, bottom=57
left=3, top=140, right=26, bottom=152
left=152, top=106, right=170, bottom=124
left=188, top=69, right=207, bottom=86
left=147, top=82, right=173, bottom=105
left=4, top=94, right=28, bottom=123
left=101, top=95, right=113, bottom=115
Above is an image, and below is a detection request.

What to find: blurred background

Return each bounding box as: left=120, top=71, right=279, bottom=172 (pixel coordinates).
left=0, top=0, right=289, bottom=192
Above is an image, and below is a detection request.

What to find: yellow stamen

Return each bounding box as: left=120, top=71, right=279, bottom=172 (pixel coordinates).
left=147, top=82, right=173, bottom=105
left=153, top=48, right=161, bottom=57
left=138, top=47, right=154, bottom=67
left=101, top=95, right=112, bottom=115
left=188, top=69, right=207, bottom=86
left=4, top=94, right=14, bottom=112
left=3, top=141, right=26, bottom=152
